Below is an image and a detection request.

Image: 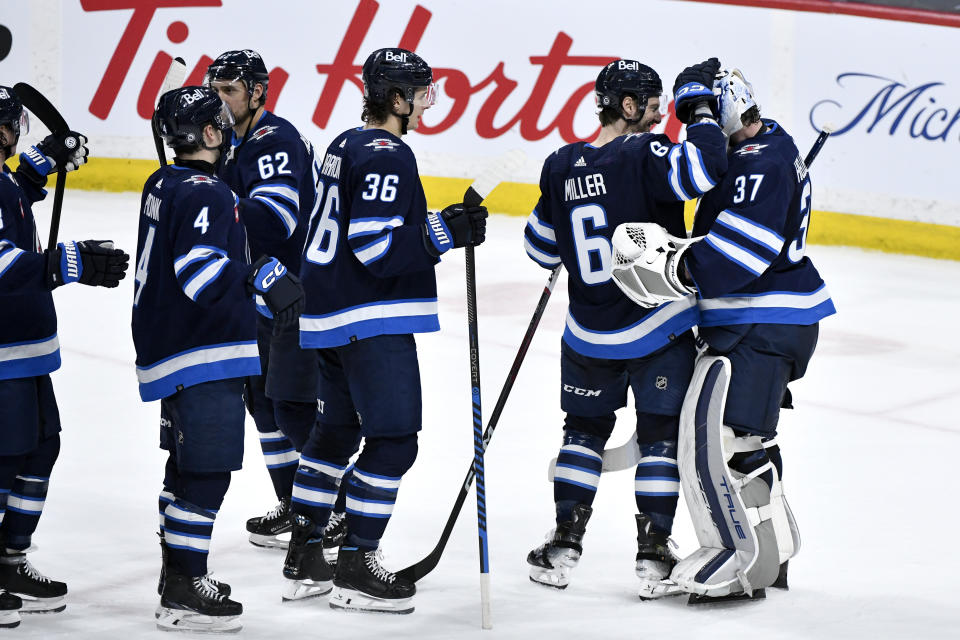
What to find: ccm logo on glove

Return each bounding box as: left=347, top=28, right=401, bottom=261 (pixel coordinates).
left=258, top=262, right=287, bottom=289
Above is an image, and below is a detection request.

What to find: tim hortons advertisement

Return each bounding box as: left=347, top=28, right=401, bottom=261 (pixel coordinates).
left=2, top=0, right=957, bottom=224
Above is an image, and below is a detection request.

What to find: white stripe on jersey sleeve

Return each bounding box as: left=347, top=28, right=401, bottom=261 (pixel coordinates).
left=668, top=145, right=692, bottom=201
left=703, top=233, right=770, bottom=276
left=250, top=183, right=299, bottom=207
left=526, top=210, right=557, bottom=244
left=524, top=237, right=561, bottom=267
left=683, top=141, right=716, bottom=193
left=174, top=246, right=222, bottom=275
left=347, top=216, right=404, bottom=239
left=253, top=194, right=297, bottom=238
left=716, top=210, right=785, bottom=254
left=353, top=236, right=391, bottom=265
left=0, top=242, right=25, bottom=278
left=182, top=256, right=230, bottom=301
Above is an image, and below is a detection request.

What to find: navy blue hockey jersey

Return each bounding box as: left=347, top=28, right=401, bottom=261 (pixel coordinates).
left=0, top=166, right=59, bottom=380
left=524, top=122, right=727, bottom=359
left=687, top=120, right=836, bottom=327
left=131, top=164, right=259, bottom=401
left=299, top=127, right=440, bottom=348
left=218, top=110, right=319, bottom=272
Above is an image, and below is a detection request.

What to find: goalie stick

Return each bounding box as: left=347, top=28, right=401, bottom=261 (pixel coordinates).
left=547, top=125, right=836, bottom=480
left=12, top=83, right=69, bottom=256
left=395, top=152, right=536, bottom=607
left=152, top=57, right=186, bottom=167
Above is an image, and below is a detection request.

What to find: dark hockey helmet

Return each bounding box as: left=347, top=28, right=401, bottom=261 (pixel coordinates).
left=0, top=85, right=29, bottom=145
left=205, top=49, right=270, bottom=101
left=595, top=60, right=663, bottom=119
left=362, top=48, right=435, bottom=106
left=153, top=85, right=235, bottom=150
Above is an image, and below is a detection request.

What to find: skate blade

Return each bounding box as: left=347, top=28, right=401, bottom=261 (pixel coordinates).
left=281, top=578, right=332, bottom=602
left=156, top=607, right=242, bottom=633
left=18, top=595, right=66, bottom=614
left=687, top=589, right=766, bottom=607
left=0, top=610, right=21, bottom=628
left=248, top=533, right=290, bottom=550
left=528, top=567, right=569, bottom=590
left=328, top=587, right=413, bottom=614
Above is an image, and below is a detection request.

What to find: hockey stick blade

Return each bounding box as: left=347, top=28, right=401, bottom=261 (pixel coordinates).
left=13, top=83, right=68, bottom=134
left=154, top=57, right=187, bottom=167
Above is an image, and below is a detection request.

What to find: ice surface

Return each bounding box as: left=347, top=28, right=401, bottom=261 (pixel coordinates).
left=11, top=190, right=960, bottom=638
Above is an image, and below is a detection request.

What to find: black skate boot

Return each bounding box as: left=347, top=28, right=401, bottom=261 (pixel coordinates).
left=246, top=497, right=292, bottom=549
left=281, top=513, right=334, bottom=601
left=157, top=533, right=230, bottom=598
left=526, top=503, right=592, bottom=590
left=156, top=571, right=242, bottom=633
left=0, top=591, right=22, bottom=629
left=635, top=513, right=681, bottom=600
left=772, top=560, right=790, bottom=590
left=321, top=511, right=347, bottom=564
left=0, top=552, right=67, bottom=613
left=329, top=546, right=415, bottom=614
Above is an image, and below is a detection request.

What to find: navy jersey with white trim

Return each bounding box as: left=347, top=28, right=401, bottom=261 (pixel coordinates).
left=687, top=120, right=836, bottom=327
left=0, top=167, right=59, bottom=380
left=299, top=128, right=439, bottom=349
left=131, top=165, right=259, bottom=402
left=218, top=111, right=319, bottom=270
left=523, top=122, right=727, bottom=359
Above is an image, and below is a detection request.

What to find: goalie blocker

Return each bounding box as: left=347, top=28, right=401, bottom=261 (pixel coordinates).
left=669, top=356, right=799, bottom=598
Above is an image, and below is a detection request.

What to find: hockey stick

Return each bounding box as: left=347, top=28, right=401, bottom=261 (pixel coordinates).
left=396, top=152, right=536, bottom=604
left=396, top=260, right=558, bottom=587
left=547, top=125, right=836, bottom=480
left=153, top=57, right=187, bottom=166
left=12, top=83, right=69, bottom=255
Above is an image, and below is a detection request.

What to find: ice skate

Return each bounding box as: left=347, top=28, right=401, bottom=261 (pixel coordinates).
left=772, top=560, right=790, bottom=590
left=635, top=513, right=681, bottom=600
left=526, top=504, right=592, bottom=590
left=246, top=497, right=292, bottom=549
left=0, top=552, right=67, bottom=613
left=281, top=513, right=333, bottom=601
left=329, top=547, right=415, bottom=614
left=321, top=511, right=347, bottom=564
left=158, top=534, right=230, bottom=598
left=156, top=572, right=242, bottom=633
left=0, top=591, right=21, bottom=629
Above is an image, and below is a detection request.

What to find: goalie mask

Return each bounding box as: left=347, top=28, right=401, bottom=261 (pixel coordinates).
left=714, top=68, right=758, bottom=137
left=595, top=60, right=665, bottom=123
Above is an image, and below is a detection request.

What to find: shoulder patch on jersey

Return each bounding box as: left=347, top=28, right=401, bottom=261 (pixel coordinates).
left=364, top=138, right=400, bottom=152
left=250, top=125, right=279, bottom=141
left=184, top=175, right=218, bottom=185
left=735, top=143, right=768, bottom=156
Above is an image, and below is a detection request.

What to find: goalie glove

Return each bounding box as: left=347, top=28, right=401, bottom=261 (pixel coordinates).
left=610, top=223, right=697, bottom=308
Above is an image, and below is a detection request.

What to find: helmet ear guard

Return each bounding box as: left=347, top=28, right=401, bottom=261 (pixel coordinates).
left=714, top=68, right=758, bottom=137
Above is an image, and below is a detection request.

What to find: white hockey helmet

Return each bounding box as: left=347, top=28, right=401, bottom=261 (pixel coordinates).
left=714, top=68, right=758, bottom=137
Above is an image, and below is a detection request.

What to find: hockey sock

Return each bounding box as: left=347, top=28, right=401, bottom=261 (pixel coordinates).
left=633, top=439, right=680, bottom=534
left=344, top=435, right=417, bottom=550
left=333, top=466, right=352, bottom=513
left=257, top=429, right=299, bottom=500
left=0, top=455, right=20, bottom=531
left=163, top=499, right=217, bottom=577
left=159, top=454, right=177, bottom=531
left=290, top=456, right=347, bottom=536
left=1, top=435, right=59, bottom=551
left=552, top=430, right=606, bottom=523
left=273, top=400, right=316, bottom=451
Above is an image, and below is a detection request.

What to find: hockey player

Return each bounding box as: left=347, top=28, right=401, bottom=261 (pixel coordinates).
left=205, top=50, right=331, bottom=551
left=0, top=85, right=127, bottom=621
left=609, top=68, right=835, bottom=602
left=135, top=85, right=304, bottom=632
left=522, top=58, right=727, bottom=597
left=283, top=47, right=488, bottom=613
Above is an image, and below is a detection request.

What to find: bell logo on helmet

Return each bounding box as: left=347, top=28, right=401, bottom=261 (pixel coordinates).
left=385, top=50, right=408, bottom=63
left=181, top=87, right=207, bottom=105
left=618, top=60, right=639, bottom=71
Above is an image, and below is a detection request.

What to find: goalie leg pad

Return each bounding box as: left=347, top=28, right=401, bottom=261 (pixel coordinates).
left=763, top=439, right=800, bottom=564
left=671, top=356, right=780, bottom=598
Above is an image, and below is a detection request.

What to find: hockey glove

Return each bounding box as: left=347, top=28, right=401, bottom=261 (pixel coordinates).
left=45, top=240, right=130, bottom=290
left=422, top=203, right=489, bottom=257
left=672, top=58, right=721, bottom=124
left=17, top=131, right=89, bottom=187
left=247, top=256, right=306, bottom=334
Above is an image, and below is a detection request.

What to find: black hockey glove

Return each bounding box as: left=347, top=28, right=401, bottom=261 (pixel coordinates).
left=422, top=203, right=489, bottom=257
left=672, top=57, right=721, bottom=124
left=45, top=240, right=130, bottom=289
left=247, top=256, right=306, bottom=334
left=17, top=131, right=89, bottom=187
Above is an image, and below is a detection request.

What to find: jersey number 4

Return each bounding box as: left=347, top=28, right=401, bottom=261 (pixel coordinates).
left=133, top=224, right=156, bottom=307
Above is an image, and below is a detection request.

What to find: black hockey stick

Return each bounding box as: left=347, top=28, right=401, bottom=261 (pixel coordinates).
left=13, top=83, right=69, bottom=255
left=153, top=57, right=186, bottom=166
left=804, top=125, right=833, bottom=168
